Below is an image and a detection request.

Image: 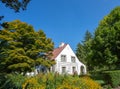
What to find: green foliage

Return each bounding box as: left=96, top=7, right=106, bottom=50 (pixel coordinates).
left=84, top=30, right=92, bottom=42
left=76, top=30, right=93, bottom=70
left=103, top=70, right=120, bottom=88
left=76, top=43, right=86, bottom=63
left=22, top=73, right=102, bottom=89
left=0, top=0, right=30, bottom=28
left=0, top=0, right=30, bottom=12
left=90, top=71, right=105, bottom=86
left=76, top=6, right=120, bottom=71
left=0, top=73, right=102, bottom=89
left=0, top=74, right=26, bottom=89
left=89, top=6, right=120, bottom=71
left=0, top=20, right=55, bottom=74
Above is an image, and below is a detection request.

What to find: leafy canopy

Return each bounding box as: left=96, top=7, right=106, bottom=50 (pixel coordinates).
left=88, top=7, right=120, bottom=71
left=0, top=0, right=31, bottom=27
left=0, top=0, right=30, bottom=12
left=76, top=6, right=120, bottom=71
left=0, top=20, right=55, bottom=74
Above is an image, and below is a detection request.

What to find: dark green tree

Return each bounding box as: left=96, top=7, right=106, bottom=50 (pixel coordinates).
left=88, top=6, right=120, bottom=71
left=0, top=0, right=30, bottom=12
left=76, top=30, right=93, bottom=70
left=0, top=0, right=31, bottom=27
left=76, top=43, right=85, bottom=63
left=84, top=30, right=92, bottom=43
left=0, top=20, right=55, bottom=75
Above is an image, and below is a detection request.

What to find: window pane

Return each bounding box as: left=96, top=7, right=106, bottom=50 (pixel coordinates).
left=61, top=55, right=66, bottom=62
left=71, top=56, right=75, bottom=62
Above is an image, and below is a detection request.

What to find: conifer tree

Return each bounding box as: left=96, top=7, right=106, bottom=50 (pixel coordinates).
left=0, top=20, right=55, bottom=75
left=0, top=0, right=30, bottom=12
left=0, top=0, right=31, bottom=27
left=76, top=30, right=92, bottom=70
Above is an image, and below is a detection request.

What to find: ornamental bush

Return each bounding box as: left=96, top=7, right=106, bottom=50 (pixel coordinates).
left=22, top=73, right=102, bottom=89
left=80, top=76, right=102, bottom=89
left=103, top=70, right=120, bottom=88
left=0, top=74, right=26, bottom=89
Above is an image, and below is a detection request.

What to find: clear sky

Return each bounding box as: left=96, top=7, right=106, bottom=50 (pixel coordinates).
left=0, top=0, right=120, bottom=51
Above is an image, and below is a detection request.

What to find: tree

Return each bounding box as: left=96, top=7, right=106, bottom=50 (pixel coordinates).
left=84, top=30, right=92, bottom=43
left=76, top=30, right=93, bottom=70
left=0, top=0, right=30, bottom=12
left=0, top=0, right=31, bottom=27
left=88, top=6, right=120, bottom=71
left=76, top=43, right=85, bottom=63
left=0, top=20, right=55, bottom=75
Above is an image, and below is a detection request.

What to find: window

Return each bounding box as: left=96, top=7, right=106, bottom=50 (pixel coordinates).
left=61, top=55, right=66, bottom=62
left=72, top=67, right=76, bottom=73
left=62, top=67, right=66, bottom=74
left=80, top=66, right=85, bottom=75
left=71, top=56, right=75, bottom=63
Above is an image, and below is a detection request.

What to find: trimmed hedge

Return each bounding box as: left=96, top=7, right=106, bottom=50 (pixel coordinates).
left=103, top=70, right=120, bottom=88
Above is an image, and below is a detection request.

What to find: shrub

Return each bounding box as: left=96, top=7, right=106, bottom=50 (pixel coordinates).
left=22, top=73, right=102, bottom=89
left=80, top=76, right=102, bottom=89
left=103, top=70, right=120, bottom=88
left=0, top=74, right=26, bottom=89
left=90, top=71, right=104, bottom=80
left=22, top=76, right=45, bottom=89
left=90, top=71, right=105, bottom=85
left=0, top=73, right=6, bottom=88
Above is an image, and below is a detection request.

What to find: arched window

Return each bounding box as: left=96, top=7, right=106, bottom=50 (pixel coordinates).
left=80, top=66, right=85, bottom=75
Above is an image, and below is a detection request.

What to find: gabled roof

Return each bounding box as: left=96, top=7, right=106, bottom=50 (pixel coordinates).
left=52, top=44, right=67, bottom=59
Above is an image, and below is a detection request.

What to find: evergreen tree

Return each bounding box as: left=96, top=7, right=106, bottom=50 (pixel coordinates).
left=84, top=30, right=92, bottom=43
left=0, top=0, right=30, bottom=12
left=0, top=20, right=55, bottom=75
left=76, top=30, right=92, bottom=70
left=0, top=0, right=31, bottom=27
left=76, top=43, right=85, bottom=63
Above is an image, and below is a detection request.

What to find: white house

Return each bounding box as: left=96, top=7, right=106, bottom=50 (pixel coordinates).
left=26, top=42, right=87, bottom=76
left=51, top=43, right=87, bottom=75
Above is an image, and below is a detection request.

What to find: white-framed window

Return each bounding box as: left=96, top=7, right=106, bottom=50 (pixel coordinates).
left=71, top=56, right=76, bottom=63
left=61, top=55, right=66, bottom=62
left=62, top=67, right=66, bottom=74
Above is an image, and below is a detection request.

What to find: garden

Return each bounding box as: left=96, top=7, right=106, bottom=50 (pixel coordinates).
left=0, top=1, right=120, bottom=88
left=0, top=73, right=102, bottom=89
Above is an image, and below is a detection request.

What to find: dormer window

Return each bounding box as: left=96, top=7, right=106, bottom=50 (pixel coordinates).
left=71, top=56, right=75, bottom=63
left=61, top=55, right=66, bottom=62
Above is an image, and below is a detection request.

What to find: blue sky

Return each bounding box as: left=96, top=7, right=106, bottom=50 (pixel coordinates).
left=0, top=0, right=120, bottom=51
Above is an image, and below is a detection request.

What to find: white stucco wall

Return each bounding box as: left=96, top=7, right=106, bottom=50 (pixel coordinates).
left=54, top=44, right=87, bottom=75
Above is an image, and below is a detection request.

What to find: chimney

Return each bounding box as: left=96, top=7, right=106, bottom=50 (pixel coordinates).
left=59, top=42, right=65, bottom=47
